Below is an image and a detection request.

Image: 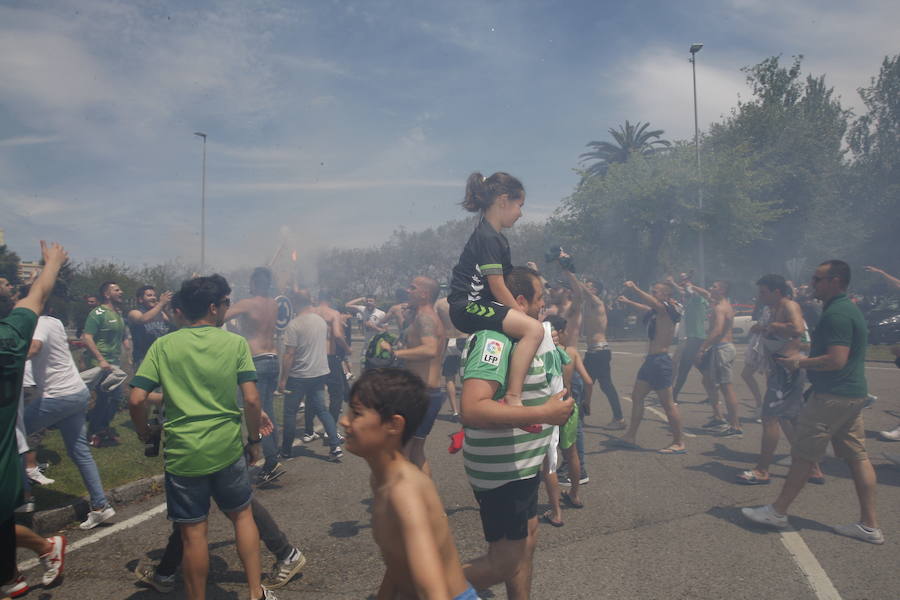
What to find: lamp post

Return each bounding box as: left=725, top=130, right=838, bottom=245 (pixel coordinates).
left=689, top=43, right=705, bottom=286
left=194, top=132, right=207, bottom=273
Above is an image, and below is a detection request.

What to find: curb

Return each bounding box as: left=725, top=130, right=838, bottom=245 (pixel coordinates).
left=29, top=474, right=164, bottom=534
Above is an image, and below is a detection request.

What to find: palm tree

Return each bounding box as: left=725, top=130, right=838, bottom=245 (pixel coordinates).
left=579, top=120, right=672, bottom=177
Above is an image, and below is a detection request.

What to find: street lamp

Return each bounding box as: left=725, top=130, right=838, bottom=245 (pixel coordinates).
left=689, top=43, right=705, bottom=286
left=194, top=132, right=207, bottom=273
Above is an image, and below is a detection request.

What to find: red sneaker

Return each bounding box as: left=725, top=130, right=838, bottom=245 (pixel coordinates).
left=448, top=429, right=465, bottom=454
left=1, top=575, right=29, bottom=598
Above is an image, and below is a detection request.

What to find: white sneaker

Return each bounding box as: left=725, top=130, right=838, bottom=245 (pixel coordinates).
left=301, top=432, right=320, bottom=443
left=27, top=466, right=55, bottom=485
left=265, top=548, right=306, bottom=589
left=741, top=504, right=789, bottom=529
left=877, top=428, right=900, bottom=442
left=80, top=505, right=116, bottom=530
left=833, top=522, right=884, bottom=545
left=40, top=535, right=67, bottom=586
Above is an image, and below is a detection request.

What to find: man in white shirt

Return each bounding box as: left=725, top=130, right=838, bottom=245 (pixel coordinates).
left=27, top=314, right=115, bottom=530
left=345, top=295, right=386, bottom=350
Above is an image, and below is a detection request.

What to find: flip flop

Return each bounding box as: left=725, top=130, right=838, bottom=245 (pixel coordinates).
left=808, top=476, right=826, bottom=485
left=736, top=470, right=771, bottom=485
left=657, top=446, right=687, bottom=455
left=561, top=491, right=584, bottom=509
left=541, top=511, right=564, bottom=527
left=608, top=439, right=640, bottom=450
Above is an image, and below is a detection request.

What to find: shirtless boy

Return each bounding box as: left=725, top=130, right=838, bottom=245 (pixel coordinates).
left=695, top=281, right=741, bottom=438
left=382, top=277, right=447, bottom=476
left=435, top=296, right=465, bottom=419
left=580, top=278, right=624, bottom=428
left=615, top=281, right=686, bottom=454
left=226, top=267, right=282, bottom=480
left=339, top=368, right=476, bottom=600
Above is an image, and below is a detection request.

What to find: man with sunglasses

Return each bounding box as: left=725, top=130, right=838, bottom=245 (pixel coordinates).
left=742, top=260, right=882, bottom=544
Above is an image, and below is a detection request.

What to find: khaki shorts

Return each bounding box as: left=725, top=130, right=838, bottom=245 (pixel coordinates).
left=792, top=392, right=867, bottom=463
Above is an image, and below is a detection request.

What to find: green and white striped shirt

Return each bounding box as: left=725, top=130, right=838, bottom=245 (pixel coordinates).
left=461, top=327, right=555, bottom=491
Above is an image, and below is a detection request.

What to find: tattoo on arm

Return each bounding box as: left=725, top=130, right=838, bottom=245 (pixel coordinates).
left=417, top=313, right=437, bottom=338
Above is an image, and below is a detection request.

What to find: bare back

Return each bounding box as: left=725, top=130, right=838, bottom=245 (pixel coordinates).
left=435, top=297, right=463, bottom=339
left=710, top=298, right=735, bottom=345
left=556, top=299, right=582, bottom=348
left=313, top=304, right=342, bottom=355
left=371, top=463, right=469, bottom=599
left=770, top=298, right=805, bottom=356
left=228, top=296, right=278, bottom=356
left=647, top=304, right=677, bottom=355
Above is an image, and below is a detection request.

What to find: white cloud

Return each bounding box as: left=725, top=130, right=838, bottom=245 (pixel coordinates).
left=0, top=135, right=62, bottom=147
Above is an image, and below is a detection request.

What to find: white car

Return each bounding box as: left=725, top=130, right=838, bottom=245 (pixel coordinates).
left=732, top=314, right=756, bottom=343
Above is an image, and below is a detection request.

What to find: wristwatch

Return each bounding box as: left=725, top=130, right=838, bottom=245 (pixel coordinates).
left=247, top=433, right=262, bottom=444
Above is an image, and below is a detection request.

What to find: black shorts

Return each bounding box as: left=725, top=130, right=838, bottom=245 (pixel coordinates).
left=473, top=475, right=540, bottom=542
left=442, top=354, right=461, bottom=378
left=449, top=301, right=509, bottom=335
left=0, top=515, right=15, bottom=584
left=636, top=353, right=673, bottom=391
left=583, top=349, right=612, bottom=382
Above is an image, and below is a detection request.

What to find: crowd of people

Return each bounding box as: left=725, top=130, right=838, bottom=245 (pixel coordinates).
left=1, top=172, right=897, bottom=599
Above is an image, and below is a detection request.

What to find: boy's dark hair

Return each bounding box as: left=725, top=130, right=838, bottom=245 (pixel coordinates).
left=350, top=368, right=429, bottom=445
left=821, top=259, right=851, bottom=288
left=544, top=314, right=567, bottom=334
left=99, top=281, right=117, bottom=298
left=756, top=274, right=790, bottom=297
left=135, top=285, right=155, bottom=300
left=504, top=266, right=541, bottom=302
left=462, top=172, right=525, bottom=212
left=179, top=274, right=231, bottom=322
left=0, top=295, right=14, bottom=319
left=250, top=267, right=273, bottom=296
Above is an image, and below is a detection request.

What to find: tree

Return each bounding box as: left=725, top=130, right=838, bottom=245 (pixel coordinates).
left=579, top=120, right=672, bottom=177
left=0, top=245, right=21, bottom=286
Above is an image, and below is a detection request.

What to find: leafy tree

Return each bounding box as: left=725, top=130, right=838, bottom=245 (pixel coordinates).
left=0, top=245, right=21, bottom=286
left=579, top=120, right=672, bottom=177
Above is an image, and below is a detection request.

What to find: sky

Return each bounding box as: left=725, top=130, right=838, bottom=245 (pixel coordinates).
left=1, top=0, right=897, bottom=270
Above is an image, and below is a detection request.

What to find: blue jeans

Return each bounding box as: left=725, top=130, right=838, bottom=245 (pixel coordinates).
left=25, top=388, right=108, bottom=509
left=252, top=355, right=280, bottom=470
left=283, top=375, right=338, bottom=453
left=326, top=355, right=347, bottom=424
left=87, top=371, right=122, bottom=436
left=572, top=371, right=586, bottom=475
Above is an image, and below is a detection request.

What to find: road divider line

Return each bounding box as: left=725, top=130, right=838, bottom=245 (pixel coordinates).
left=18, top=501, right=168, bottom=573
left=779, top=530, right=843, bottom=600
left=621, top=396, right=697, bottom=438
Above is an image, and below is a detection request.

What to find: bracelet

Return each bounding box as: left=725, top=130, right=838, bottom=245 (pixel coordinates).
left=247, top=433, right=262, bottom=445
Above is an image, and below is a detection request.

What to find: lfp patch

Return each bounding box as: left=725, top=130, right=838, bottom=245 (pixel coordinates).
left=481, top=339, right=504, bottom=366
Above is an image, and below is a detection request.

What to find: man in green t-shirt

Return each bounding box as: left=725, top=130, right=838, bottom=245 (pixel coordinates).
left=129, top=274, right=269, bottom=600
left=459, top=266, right=573, bottom=600
left=743, top=260, right=883, bottom=545
left=83, top=280, right=128, bottom=446
left=0, top=241, right=69, bottom=594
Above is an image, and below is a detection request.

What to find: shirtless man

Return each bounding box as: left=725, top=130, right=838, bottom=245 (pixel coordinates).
left=435, top=296, right=465, bottom=419
left=695, top=280, right=742, bottom=438
left=543, top=264, right=582, bottom=349
left=380, top=290, right=412, bottom=334
left=313, top=293, right=353, bottom=424
left=615, top=281, right=686, bottom=454
left=580, top=278, right=624, bottom=428
left=385, top=276, right=446, bottom=477
left=225, top=267, right=282, bottom=481
left=737, top=274, right=825, bottom=485
left=339, top=369, right=475, bottom=600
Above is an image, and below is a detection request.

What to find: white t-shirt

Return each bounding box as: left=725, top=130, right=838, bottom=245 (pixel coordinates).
left=283, top=312, right=330, bottom=379
left=23, top=361, right=34, bottom=388
left=31, top=316, right=87, bottom=398
left=349, top=305, right=386, bottom=345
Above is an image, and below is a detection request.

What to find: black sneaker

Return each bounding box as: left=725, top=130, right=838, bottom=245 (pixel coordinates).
left=558, top=473, right=589, bottom=487
left=257, top=463, right=286, bottom=486
left=715, top=426, right=744, bottom=438
left=329, top=447, right=344, bottom=461
left=701, top=418, right=728, bottom=429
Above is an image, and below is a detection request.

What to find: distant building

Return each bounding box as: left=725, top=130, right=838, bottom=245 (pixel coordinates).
left=18, top=261, right=41, bottom=283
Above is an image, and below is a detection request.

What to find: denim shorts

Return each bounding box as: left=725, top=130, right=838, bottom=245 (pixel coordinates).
left=636, top=352, right=673, bottom=391
left=164, top=456, right=253, bottom=523
left=413, top=388, right=446, bottom=439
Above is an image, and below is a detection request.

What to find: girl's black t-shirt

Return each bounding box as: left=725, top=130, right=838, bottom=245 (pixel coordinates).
left=448, top=218, right=512, bottom=306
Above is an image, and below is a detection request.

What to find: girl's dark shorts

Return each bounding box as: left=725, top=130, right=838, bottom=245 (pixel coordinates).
left=449, top=301, right=509, bottom=335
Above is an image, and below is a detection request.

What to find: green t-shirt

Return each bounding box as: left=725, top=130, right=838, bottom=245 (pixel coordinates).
left=683, top=293, right=709, bottom=340
left=461, top=330, right=554, bottom=491
left=0, top=307, right=37, bottom=519
left=131, top=326, right=257, bottom=477
left=83, top=305, right=125, bottom=366
left=807, top=294, right=868, bottom=398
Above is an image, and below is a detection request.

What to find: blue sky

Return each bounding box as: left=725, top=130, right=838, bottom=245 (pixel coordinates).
left=2, top=0, right=897, bottom=270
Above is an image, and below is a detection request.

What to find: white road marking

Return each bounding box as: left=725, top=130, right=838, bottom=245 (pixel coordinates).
left=621, top=396, right=697, bottom=437
left=779, top=530, right=843, bottom=600
left=18, top=501, right=168, bottom=573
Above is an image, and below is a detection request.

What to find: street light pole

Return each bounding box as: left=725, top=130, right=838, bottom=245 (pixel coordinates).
left=689, top=43, right=705, bottom=286
left=194, top=132, right=207, bottom=273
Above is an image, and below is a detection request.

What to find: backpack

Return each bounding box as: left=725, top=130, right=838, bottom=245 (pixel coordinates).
left=363, top=332, right=403, bottom=370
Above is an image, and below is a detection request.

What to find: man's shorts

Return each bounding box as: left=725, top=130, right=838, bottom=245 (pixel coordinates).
left=761, top=360, right=806, bottom=419
left=473, top=475, right=540, bottom=542
left=164, top=456, right=253, bottom=523
left=442, top=354, right=462, bottom=378
left=700, top=343, right=736, bottom=385
left=449, top=301, right=510, bottom=336
left=792, top=392, right=868, bottom=463
left=413, top=388, right=446, bottom=439
left=0, top=515, right=15, bottom=584
left=636, top=353, right=673, bottom=391
left=583, top=348, right=612, bottom=382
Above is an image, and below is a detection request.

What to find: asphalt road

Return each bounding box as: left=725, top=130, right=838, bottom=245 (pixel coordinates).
left=15, top=341, right=900, bottom=599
